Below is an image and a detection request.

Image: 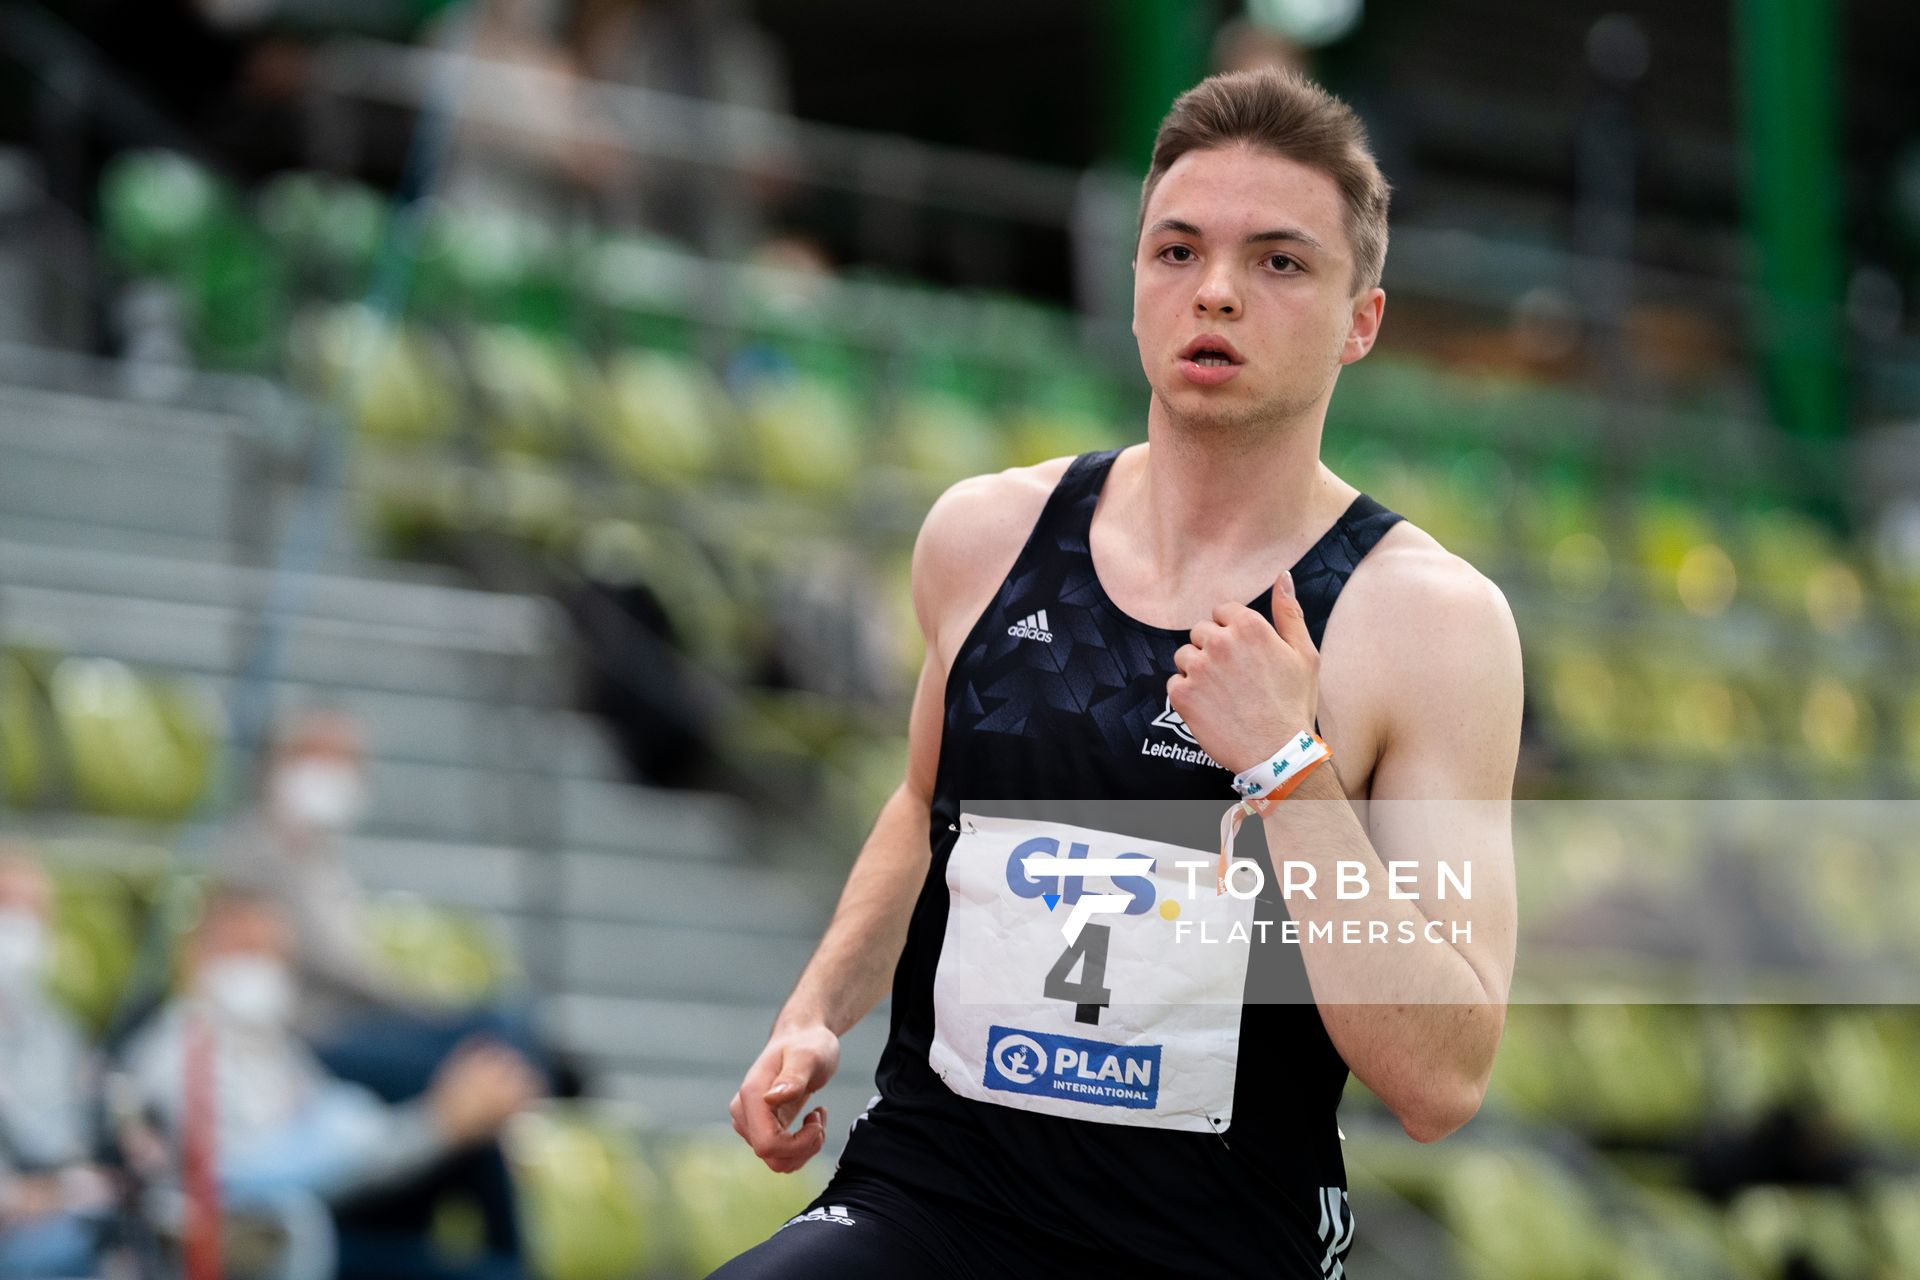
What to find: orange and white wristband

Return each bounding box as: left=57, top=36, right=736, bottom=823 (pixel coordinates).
left=1214, top=731, right=1332, bottom=893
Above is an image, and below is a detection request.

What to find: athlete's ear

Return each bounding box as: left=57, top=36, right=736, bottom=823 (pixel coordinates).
left=1340, top=287, right=1385, bottom=366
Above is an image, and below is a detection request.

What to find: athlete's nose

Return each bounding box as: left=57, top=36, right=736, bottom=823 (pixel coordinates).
left=1194, top=268, right=1239, bottom=316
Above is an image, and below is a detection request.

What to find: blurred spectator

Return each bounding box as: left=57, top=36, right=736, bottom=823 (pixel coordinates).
left=1211, top=16, right=1309, bottom=79
left=121, top=887, right=539, bottom=1280
left=0, top=847, right=118, bottom=1280
left=573, top=0, right=788, bottom=107
left=423, top=0, right=629, bottom=220
left=215, top=710, right=558, bottom=1105
left=571, top=0, right=800, bottom=245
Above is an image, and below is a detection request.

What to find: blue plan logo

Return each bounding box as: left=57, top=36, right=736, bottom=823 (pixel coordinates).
left=982, top=1025, right=1161, bottom=1109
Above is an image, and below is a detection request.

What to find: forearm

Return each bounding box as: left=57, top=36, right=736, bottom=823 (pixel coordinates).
left=1258, top=769, right=1504, bottom=1136
left=221, top=1090, right=445, bottom=1202
left=776, top=782, right=931, bottom=1037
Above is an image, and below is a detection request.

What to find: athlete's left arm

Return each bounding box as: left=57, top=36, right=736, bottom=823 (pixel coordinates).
left=1268, top=555, right=1522, bottom=1144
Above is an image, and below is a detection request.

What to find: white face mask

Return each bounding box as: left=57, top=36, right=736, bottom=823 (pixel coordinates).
left=272, top=761, right=368, bottom=832
left=198, top=955, right=296, bottom=1028
left=0, top=909, right=46, bottom=990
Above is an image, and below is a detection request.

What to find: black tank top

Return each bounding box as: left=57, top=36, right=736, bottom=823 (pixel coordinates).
left=838, top=446, right=1405, bottom=1278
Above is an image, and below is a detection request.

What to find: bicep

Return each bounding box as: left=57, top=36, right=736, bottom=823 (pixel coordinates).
left=1365, top=571, right=1524, bottom=1001
left=900, top=470, right=1030, bottom=807
left=901, top=649, right=945, bottom=807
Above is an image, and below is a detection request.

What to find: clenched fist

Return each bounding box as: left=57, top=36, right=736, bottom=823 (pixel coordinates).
left=1167, top=567, right=1320, bottom=776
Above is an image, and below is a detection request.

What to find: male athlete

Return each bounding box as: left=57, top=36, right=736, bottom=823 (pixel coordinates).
left=712, top=68, right=1522, bottom=1278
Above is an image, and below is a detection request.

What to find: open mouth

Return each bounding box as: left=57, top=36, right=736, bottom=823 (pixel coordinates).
left=1178, top=335, right=1244, bottom=368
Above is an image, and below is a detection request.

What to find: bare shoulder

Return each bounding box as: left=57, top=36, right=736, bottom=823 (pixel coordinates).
left=1335, top=517, right=1523, bottom=679
left=910, top=455, right=1079, bottom=663
left=1346, top=518, right=1503, bottom=603
left=1333, top=518, right=1524, bottom=804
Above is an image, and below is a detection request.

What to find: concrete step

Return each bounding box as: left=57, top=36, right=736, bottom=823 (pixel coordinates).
left=596, top=1064, right=887, bottom=1160
left=557, top=920, right=817, bottom=1005
left=0, top=446, right=235, bottom=543
left=0, top=541, right=548, bottom=644
left=548, top=992, right=888, bottom=1089
left=544, top=993, right=777, bottom=1075
left=0, top=513, right=257, bottom=569
left=556, top=847, right=824, bottom=933
left=557, top=777, right=752, bottom=859
left=342, top=837, right=812, bottom=923
left=0, top=382, right=247, bottom=466
left=0, top=508, right=439, bottom=589
left=0, top=585, right=545, bottom=699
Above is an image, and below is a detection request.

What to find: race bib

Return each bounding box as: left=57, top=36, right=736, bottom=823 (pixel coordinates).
left=928, top=811, right=1257, bottom=1133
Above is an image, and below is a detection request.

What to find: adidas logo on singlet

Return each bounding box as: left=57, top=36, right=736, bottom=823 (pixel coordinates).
left=781, top=1205, right=856, bottom=1229
left=1007, top=608, right=1053, bottom=643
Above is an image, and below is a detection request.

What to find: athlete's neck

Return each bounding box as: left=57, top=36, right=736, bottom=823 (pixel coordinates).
left=1121, top=397, right=1352, bottom=577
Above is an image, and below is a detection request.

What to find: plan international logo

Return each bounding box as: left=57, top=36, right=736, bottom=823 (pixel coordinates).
left=983, top=1025, right=1160, bottom=1109
left=1144, top=696, right=1226, bottom=770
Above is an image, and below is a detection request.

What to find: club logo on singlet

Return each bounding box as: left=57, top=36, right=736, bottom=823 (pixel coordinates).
left=1149, top=697, right=1200, bottom=744
left=1144, top=696, right=1227, bottom=770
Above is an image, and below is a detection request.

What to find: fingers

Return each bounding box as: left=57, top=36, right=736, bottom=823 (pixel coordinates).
left=734, top=1046, right=826, bottom=1168
left=733, top=1077, right=791, bottom=1158
left=736, top=1086, right=827, bottom=1172
left=1179, top=610, right=1242, bottom=669
left=762, top=1108, right=827, bottom=1174
left=1268, top=587, right=1317, bottom=657
left=1191, top=619, right=1229, bottom=645
left=732, top=1049, right=786, bottom=1142
left=763, top=1051, right=822, bottom=1128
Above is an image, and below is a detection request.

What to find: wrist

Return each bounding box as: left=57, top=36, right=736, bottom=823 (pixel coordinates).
left=1231, top=730, right=1332, bottom=806
left=773, top=1002, right=830, bottom=1037
left=1224, top=712, right=1315, bottom=777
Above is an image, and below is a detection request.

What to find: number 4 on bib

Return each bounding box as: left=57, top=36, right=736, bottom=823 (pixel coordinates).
left=1045, top=924, right=1113, bottom=1024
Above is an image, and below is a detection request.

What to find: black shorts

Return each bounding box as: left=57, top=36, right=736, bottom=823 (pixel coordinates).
left=703, top=1165, right=1179, bottom=1280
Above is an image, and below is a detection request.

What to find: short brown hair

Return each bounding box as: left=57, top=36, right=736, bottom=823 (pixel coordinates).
left=1138, top=69, right=1391, bottom=295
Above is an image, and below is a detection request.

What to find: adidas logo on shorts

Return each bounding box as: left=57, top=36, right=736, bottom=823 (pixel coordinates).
left=782, top=1205, right=856, bottom=1229
left=1316, top=1186, right=1355, bottom=1277
left=1007, top=608, right=1053, bottom=643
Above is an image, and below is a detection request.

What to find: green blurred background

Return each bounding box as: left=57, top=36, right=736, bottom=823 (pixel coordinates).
left=2, top=0, right=1919, bottom=1275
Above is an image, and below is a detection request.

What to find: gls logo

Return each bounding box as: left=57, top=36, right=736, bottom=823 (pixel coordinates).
left=1004, top=835, right=1156, bottom=915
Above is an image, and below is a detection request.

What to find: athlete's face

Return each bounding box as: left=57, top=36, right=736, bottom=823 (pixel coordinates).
left=1131, top=144, right=1384, bottom=434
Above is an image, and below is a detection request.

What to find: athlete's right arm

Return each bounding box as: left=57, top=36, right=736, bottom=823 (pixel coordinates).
left=728, top=467, right=1047, bottom=1173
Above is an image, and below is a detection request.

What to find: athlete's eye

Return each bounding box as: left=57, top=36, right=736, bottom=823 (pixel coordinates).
left=1158, top=245, right=1195, bottom=263
left=1266, top=254, right=1301, bottom=273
